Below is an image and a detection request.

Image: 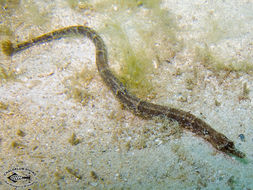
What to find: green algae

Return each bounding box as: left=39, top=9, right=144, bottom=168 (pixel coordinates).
left=102, top=22, right=155, bottom=99
left=63, top=67, right=95, bottom=105
left=195, top=45, right=253, bottom=74
left=0, top=64, right=15, bottom=80
left=68, top=133, right=81, bottom=146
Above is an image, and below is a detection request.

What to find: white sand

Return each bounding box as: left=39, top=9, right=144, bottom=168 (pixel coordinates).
left=0, top=0, right=252, bottom=189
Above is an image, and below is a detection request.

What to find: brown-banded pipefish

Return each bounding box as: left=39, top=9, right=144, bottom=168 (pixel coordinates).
left=1, top=25, right=245, bottom=158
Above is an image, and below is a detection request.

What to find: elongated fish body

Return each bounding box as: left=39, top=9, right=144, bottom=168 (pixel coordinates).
left=2, top=25, right=245, bottom=158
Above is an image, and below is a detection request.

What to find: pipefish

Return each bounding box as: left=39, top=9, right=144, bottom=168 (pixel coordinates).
left=1, top=25, right=245, bottom=158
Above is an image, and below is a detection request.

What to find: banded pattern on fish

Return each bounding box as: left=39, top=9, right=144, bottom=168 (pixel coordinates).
left=2, top=25, right=245, bottom=158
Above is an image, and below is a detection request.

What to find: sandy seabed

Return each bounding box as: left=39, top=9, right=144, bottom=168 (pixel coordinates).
left=0, top=0, right=253, bottom=189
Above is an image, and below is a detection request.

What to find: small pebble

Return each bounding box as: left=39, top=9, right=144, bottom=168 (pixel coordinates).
left=238, top=134, right=245, bottom=142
